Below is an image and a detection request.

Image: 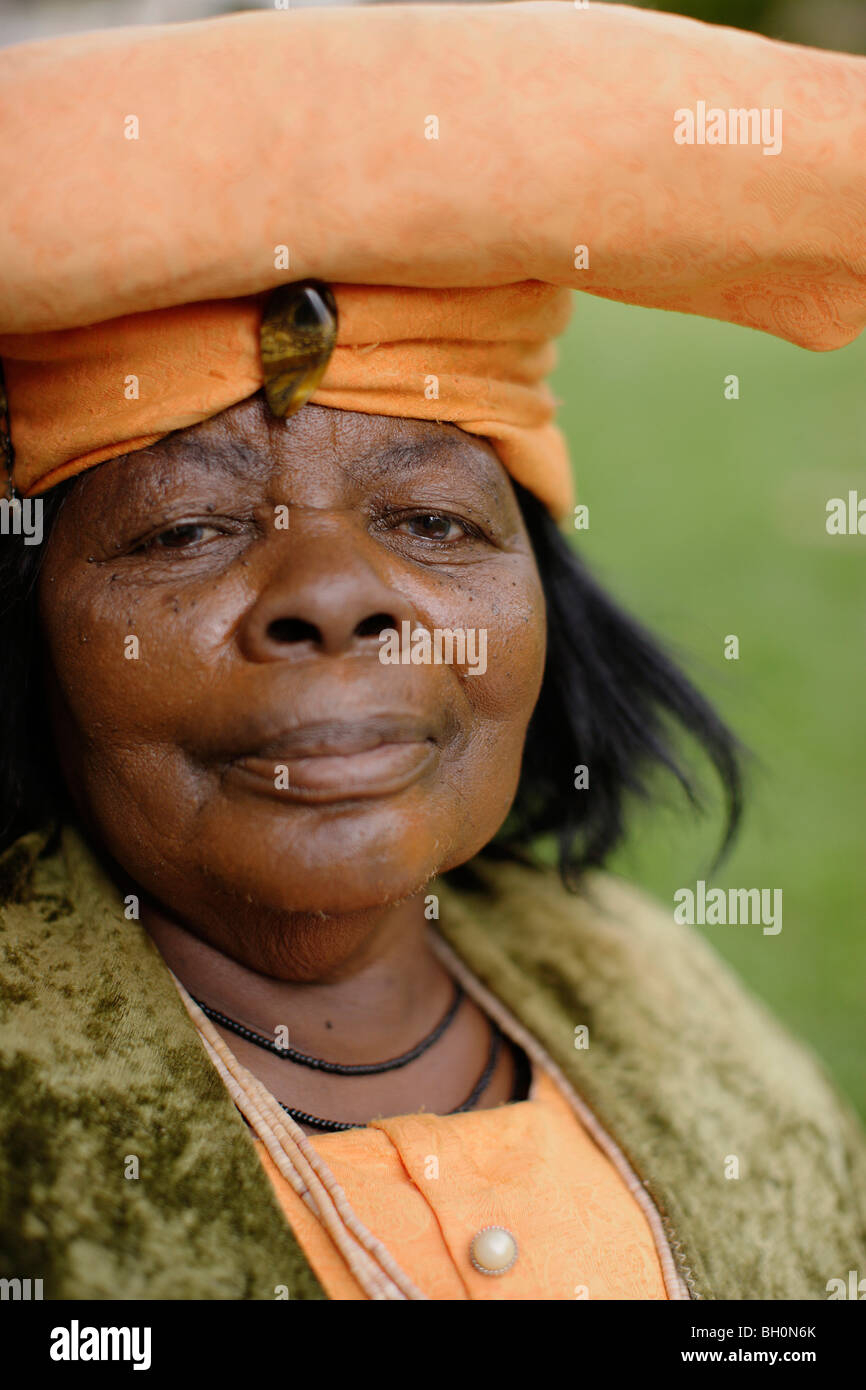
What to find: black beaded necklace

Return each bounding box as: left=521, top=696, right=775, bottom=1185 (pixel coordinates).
left=192, top=980, right=464, bottom=1074
left=282, top=1025, right=504, bottom=1133
left=192, top=982, right=509, bottom=1133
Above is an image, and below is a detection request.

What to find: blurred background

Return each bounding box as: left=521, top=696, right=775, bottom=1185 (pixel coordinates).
left=1, top=0, right=863, bottom=1117
left=2, top=0, right=866, bottom=54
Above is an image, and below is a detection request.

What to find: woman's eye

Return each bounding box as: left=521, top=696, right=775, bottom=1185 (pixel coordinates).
left=146, top=522, right=220, bottom=551
left=397, top=513, right=467, bottom=541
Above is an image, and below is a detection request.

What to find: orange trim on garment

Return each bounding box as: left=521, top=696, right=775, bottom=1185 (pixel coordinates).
left=254, top=1067, right=669, bottom=1301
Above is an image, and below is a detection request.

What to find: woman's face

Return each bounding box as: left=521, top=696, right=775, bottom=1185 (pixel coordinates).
left=38, top=398, right=546, bottom=956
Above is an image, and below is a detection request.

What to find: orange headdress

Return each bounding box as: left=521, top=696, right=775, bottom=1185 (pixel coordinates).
left=1, top=3, right=864, bottom=517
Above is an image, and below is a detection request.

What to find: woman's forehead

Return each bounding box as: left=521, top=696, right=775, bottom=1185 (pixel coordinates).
left=194, top=397, right=503, bottom=468
left=69, top=399, right=513, bottom=513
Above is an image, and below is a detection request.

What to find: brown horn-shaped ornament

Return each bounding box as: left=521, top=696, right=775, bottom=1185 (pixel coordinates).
left=260, top=280, right=338, bottom=419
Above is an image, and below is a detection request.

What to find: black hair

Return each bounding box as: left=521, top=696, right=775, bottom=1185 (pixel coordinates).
left=491, top=479, right=743, bottom=886
left=0, top=472, right=743, bottom=886
left=0, top=480, right=78, bottom=850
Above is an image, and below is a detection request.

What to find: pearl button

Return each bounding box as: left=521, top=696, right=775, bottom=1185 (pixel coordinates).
left=469, top=1226, right=518, bottom=1275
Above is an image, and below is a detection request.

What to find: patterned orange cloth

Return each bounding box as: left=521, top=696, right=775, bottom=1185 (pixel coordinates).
left=254, top=1067, right=669, bottom=1301
left=1, top=4, right=865, bottom=511
left=1, top=283, right=574, bottom=516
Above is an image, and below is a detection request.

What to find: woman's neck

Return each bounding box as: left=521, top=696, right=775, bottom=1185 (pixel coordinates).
left=141, top=890, right=451, bottom=1063
left=139, top=889, right=520, bottom=1131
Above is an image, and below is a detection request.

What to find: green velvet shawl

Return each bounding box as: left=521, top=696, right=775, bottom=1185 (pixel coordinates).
left=1, top=824, right=864, bottom=1300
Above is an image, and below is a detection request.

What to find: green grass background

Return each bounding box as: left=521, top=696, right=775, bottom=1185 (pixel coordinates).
left=550, top=293, right=865, bottom=1117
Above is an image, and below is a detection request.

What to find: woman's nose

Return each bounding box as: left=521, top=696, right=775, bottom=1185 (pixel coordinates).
left=238, top=528, right=418, bottom=662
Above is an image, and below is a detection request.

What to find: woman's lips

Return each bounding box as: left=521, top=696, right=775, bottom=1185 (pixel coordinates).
left=226, top=716, right=437, bottom=804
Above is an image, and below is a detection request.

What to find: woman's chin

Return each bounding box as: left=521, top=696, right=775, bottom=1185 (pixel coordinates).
left=97, top=782, right=507, bottom=924
left=143, top=827, right=456, bottom=924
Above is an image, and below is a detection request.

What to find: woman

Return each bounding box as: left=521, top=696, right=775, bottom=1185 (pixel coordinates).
left=0, top=3, right=864, bottom=1301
